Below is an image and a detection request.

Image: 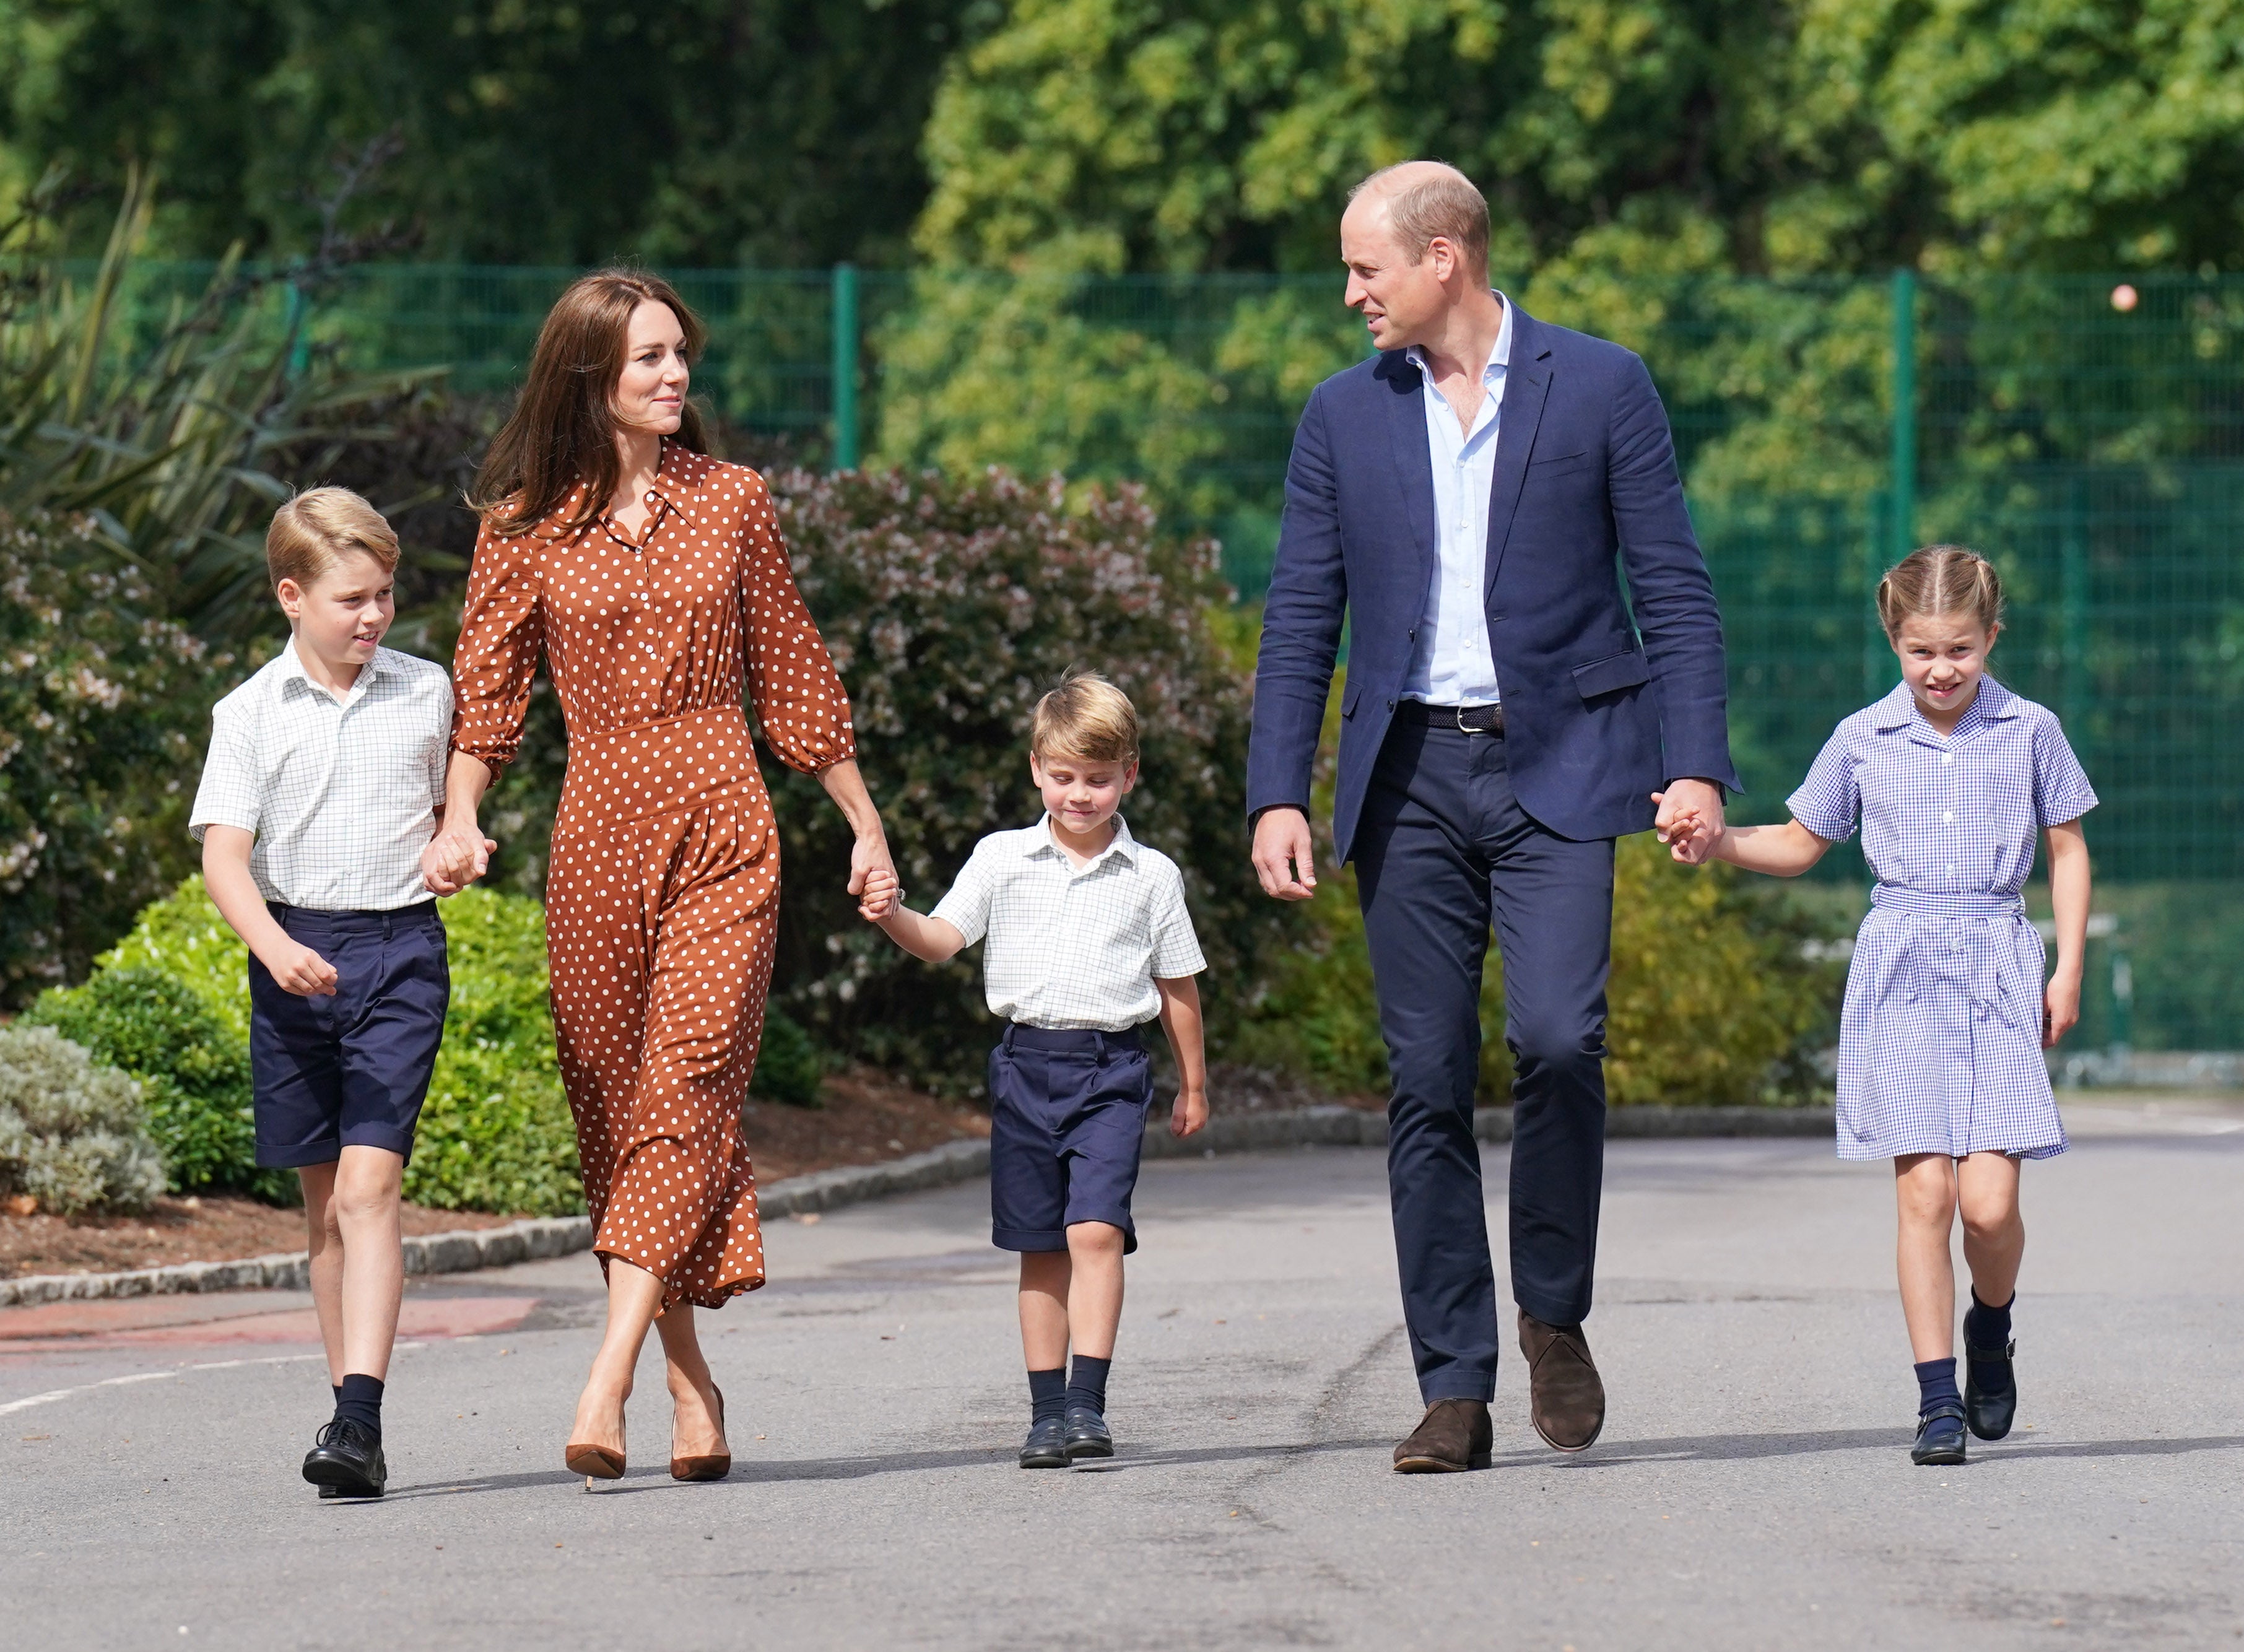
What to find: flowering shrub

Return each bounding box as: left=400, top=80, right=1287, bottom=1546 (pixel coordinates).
left=0, top=1025, right=168, bottom=1217
left=760, top=465, right=1287, bottom=1088
left=0, top=511, right=233, bottom=1005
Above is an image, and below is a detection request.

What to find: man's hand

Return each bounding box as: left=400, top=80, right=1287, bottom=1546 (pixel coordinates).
left=1251, top=807, right=1318, bottom=900
left=1652, top=778, right=1726, bottom=866
left=422, top=824, right=496, bottom=896
left=259, top=937, right=338, bottom=998
left=1170, top=1082, right=1208, bottom=1138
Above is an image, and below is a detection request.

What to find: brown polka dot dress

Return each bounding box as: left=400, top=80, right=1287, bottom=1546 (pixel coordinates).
left=450, top=443, right=855, bottom=1310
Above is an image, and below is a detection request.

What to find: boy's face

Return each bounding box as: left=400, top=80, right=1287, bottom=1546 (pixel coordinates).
left=1030, top=747, right=1137, bottom=841
left=1891, top=611, right=1998, bottom=719
left=279, top=549, right=395, bottom=673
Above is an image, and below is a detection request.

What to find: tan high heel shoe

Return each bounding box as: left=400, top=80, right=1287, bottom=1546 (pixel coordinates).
left=670, top=1385, right=730, bottom=1482
left=566, top=1396, right=627, bottom=1480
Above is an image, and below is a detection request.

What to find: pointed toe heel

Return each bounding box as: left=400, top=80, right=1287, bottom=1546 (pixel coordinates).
left=671, top=1385, right=732, bottom=1482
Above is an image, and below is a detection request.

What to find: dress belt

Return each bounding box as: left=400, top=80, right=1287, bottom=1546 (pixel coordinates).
left=1871, top=885, right=2025, bottom=919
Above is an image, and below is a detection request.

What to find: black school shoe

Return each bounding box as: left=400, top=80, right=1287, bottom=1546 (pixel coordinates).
left=1061, top=1406, right=1113, bottom=1463
left=1019, top=1415, right=1069, bottom=1469
left=303, top=1418, right=388, bottom=1497
left=1964, top=1338, right=2018, bottom=1440
left=1910, top=1402, right=1968, bottom=1466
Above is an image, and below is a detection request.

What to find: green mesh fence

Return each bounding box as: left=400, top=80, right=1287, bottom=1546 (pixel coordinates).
left=80, top=262, right=2244, bottom=1054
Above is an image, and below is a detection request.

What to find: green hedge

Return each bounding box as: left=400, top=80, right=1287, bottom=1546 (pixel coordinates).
left=28, top=879, right=585, bottom=1215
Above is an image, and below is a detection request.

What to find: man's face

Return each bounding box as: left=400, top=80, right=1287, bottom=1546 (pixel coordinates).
left=1341, top=196, right=1452, bottom=352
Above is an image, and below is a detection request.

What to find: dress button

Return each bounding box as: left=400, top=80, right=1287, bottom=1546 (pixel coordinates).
left=1943, top=811, right=1955, bottom=823
left=1941, top=754, right=1954, bottom=765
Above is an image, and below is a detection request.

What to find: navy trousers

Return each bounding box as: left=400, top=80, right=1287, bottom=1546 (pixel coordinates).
left=1355, top=717, right=1614, bottom=1402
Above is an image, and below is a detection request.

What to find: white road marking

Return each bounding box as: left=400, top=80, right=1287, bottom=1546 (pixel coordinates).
left=0, top=1342, right=427, bottom=1417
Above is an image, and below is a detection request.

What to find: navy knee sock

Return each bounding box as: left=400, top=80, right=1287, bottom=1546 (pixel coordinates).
left=1913, top=1357, right=1960, bottom=1416
left=1068, top=1354, right=1111, bottom=1416
left=334, top=1373, right=385, bottom=1439
left=1964, top=1290, right=2016, bottom=1393
left=1028, top=1367, right=1067, bottom=1426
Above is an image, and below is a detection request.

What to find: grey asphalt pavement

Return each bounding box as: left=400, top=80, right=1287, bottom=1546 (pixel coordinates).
left=2, top=1098, right=2238, bottom=1650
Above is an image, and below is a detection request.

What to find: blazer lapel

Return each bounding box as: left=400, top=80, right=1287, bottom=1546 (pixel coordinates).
left=1375, top=352, right=1438, bottom=596
left=1484, top=308, right=1553, bottom=600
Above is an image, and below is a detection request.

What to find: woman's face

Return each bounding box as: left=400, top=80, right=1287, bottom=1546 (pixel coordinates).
left=612, top=301, right=689, bottom=435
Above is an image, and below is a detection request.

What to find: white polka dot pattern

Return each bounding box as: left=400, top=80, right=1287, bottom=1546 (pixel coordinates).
left=449, top=443, right=858, bottom=1310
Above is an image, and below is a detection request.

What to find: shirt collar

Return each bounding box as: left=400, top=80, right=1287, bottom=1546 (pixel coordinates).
left=279, top=636, right=385, bottom=703
left=1025, top=812, right=1138, bottom=868
left=1406, top=290, right=1514, bottom=386
left=1871, top=674, right=2018, bottom=738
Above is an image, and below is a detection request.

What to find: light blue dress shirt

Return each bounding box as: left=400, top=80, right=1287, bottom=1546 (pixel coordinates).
left=1402, top=292, right=1513, bottom=705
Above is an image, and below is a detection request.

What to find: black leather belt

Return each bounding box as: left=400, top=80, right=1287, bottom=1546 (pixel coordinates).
left=1395, top=700, right=1505, bottom=736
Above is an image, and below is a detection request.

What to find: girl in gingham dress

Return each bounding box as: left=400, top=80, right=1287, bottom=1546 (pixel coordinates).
left=1665, top=547, right=2095, bottom=1467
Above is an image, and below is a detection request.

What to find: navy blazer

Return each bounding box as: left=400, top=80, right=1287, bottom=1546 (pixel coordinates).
left=1247, top=304, right=1739, bottom=862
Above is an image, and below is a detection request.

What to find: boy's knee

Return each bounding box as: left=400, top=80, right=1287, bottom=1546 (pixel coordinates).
left=1065, top=1221, right=1126, bottom=1257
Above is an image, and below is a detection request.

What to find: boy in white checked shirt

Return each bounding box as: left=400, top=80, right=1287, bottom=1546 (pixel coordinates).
left=191, top=488, right=472, bottom=1499
left=860, top=671, right=1207, bottom=1467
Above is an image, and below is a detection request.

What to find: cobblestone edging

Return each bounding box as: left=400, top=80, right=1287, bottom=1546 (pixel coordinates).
left=0, top=1104, right=1833, bottom=1308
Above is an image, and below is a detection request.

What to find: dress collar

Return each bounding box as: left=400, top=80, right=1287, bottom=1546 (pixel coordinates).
left=1872, top=675, right=2019, bottom=739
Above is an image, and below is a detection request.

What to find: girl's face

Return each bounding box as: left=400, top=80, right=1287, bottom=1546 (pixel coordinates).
left=1892, top=611, right=1999, bottom=721
left=612, top=301, right=689, bottom=435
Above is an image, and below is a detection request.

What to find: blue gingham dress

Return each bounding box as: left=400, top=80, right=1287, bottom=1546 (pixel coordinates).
left=1790, top=678, right=2097, bottom=1161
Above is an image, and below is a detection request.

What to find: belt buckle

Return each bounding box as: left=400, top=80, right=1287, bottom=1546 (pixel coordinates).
left=1454, top=705, right=1474, bottom=735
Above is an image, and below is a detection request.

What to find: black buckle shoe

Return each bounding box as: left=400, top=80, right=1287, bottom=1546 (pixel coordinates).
left=1019, top=1415, right=1069, bottom=1469
left=303, top=1418, right=388, bottom=1498
left=1964, top=1339, right=2017, bottom=1440
left=1061, top=1406, right=1113, bottom=1462
left=1910, top=1402, right=1968, bottom=1466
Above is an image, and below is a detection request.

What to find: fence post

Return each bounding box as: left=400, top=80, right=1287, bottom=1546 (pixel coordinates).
left=284, top=280, right=310, bottom=380
left=830, top=263, right=860, bottom=470
left=1887, top=268, right=1917, bottom=563
left=2061, top=474, right=2090, bottom=731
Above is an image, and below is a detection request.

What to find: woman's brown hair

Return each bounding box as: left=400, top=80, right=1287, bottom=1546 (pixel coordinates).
left=471, top=268, right=710, bottom=536
left=1876, top=544, right=2004, bottom=638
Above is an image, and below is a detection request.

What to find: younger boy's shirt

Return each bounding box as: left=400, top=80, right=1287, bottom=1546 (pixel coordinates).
left=931, top=814, right=1206, bottom=1031
left=189, top=640, right=453, bottom=911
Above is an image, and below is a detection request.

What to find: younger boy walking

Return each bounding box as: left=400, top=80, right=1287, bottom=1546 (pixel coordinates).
left=860, top=671, right=1207, bottom=1466
left=191, top=488, right=469, bottom=1498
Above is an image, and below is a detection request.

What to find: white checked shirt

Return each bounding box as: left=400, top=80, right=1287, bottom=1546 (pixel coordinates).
left=1403, top=291, right=1514, bottom=706
left=930, top=815, right=1206, bottom=1031
left=189, top=640, right=453, bottom=911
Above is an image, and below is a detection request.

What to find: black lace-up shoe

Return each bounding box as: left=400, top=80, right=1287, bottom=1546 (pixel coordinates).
left=1019, top=1415, right=1069, bottom=1469
left=303, top=1418, right=387, bottom=1497
left=1910, top=1403, right=1968, bottom=1466
left=1061, top=1406, right=1113, bottom=1462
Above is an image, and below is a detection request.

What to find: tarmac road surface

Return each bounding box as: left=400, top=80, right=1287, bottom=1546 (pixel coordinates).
left=2, top=1097, right=2238, bottom=1650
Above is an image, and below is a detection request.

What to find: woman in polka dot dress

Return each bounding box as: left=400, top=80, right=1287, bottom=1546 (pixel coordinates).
left=424, top=271, right=894, bottom=1484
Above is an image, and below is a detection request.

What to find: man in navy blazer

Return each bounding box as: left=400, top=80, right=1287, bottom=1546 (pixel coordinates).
left=1247, top=163, right=1737, bottom=1473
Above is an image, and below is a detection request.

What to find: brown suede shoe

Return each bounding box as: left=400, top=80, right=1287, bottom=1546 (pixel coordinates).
left=1393, top=1398, right=1493, bottom=1473
left=1518, top=1310, right=1605, bottom=1452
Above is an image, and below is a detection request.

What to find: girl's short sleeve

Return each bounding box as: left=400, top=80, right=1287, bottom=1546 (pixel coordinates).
left=2032, top=715, right=2098, bottom=827
left=1787, top=725, right=1861, bottom=843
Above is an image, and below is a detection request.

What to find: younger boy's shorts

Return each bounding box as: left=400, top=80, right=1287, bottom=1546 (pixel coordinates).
left=987, top=1023, right=1154, bottom=1254
left=247, top=901, right=449, bottom=1168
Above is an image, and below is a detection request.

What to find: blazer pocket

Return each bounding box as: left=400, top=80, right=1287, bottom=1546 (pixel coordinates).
left=1572, top=648, right=1652, bottom=701
left=1527, top=450, right=1594, bottom=479
left=1341, top=681, right=1363, bottom=720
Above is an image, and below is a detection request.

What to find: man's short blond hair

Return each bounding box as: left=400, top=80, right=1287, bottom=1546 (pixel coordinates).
left=266, top=487, right=400, bottom=594
left=1030, top=669, right=1139, bottom=764
left=1349, top=162, right=1490, bottom=275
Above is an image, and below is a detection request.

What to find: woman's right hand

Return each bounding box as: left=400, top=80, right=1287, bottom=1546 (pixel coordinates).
left=422, top=823, right=498, bottom=896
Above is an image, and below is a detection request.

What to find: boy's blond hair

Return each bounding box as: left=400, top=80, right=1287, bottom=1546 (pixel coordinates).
left=267, top=487, right=400, bottom=594
left=1030, top=669, right=1139, bottom=763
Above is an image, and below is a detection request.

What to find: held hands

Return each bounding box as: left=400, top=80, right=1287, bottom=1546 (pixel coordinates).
left=1170, top=1082, right=1209, bottom=1139
left=1250, top=807, right=1318, bottom=901
left=260, top=937, right=338, bottom=998
left=857, top=864, right=902, bottom=922
left=1650, top=780, right=1727, bottom=866
left=421, top=824, right=497, bottom=896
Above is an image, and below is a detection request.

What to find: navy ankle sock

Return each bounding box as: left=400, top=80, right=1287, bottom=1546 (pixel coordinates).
left=1964, top=1290, right=2016, bottom=1392
left=1913, top=1357, right=1960, bottom=1416
left=1028, top=1367, right=1066, bottom=1426
left=1068, top=1354, right=1111, bottom=1416
left=334, top=1373, right=385, bottom=1439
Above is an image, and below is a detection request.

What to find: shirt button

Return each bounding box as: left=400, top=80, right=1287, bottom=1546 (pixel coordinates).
left=1942, top=811, right=1954, bottom=823
left=1941, top=754, right=1954, bottom=765
left=1945, top=864, right=1956, bottom=876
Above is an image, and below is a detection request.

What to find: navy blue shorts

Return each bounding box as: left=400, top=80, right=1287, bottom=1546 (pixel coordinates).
left=987, top=1024, right=1155, bottom=1254
left=247, top=902, right=449, bottom=1169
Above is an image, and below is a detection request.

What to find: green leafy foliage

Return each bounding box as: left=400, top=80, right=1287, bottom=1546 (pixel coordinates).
left=760, top=464, right=1292, bottom=1090
left=0, top=1024, right=167, bottom=1215
left=30, top=878, right=583, bottom=1214
left=750, top=1009, right=825, bottom=1108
